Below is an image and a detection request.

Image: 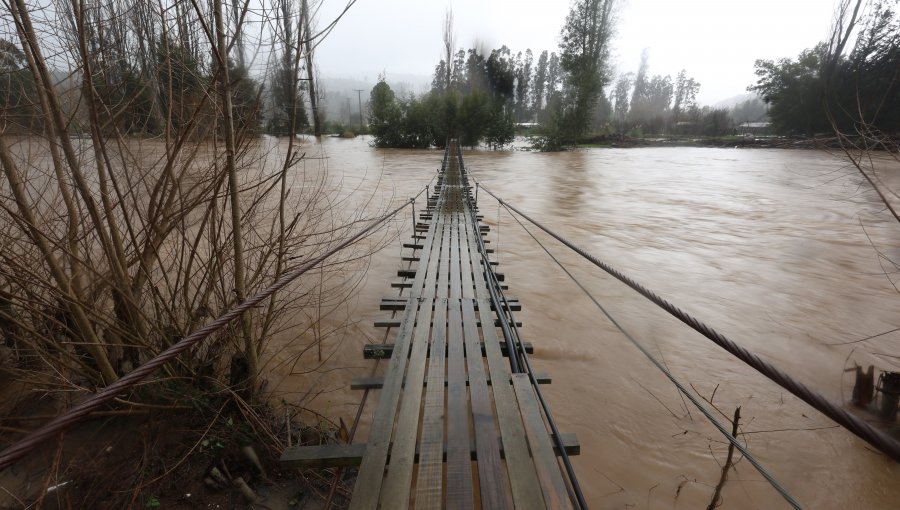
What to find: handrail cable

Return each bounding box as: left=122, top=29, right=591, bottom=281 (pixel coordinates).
left=458, top=149, right=587, bottom=509
left=474, top=181, right=900, bottom=465
left=456, top=148, right=520, bottom=373
left=501, top=200, right=803, bottom=509
left=0, top=188, right=428, bottom=472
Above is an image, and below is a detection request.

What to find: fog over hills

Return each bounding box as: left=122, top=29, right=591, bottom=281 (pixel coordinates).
left=317, top=74, right=431, bottom=124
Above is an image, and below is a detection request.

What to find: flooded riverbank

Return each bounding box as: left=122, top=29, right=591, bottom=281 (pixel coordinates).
left=269, top=136, right=900, bottom=509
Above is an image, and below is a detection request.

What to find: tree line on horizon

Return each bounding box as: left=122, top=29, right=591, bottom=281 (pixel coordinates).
left=367, top=0, right=775, bottom=151
left=0, top=0, right=322, bottom=138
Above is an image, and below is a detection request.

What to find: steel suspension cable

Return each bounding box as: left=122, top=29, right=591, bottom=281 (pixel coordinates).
left=502, top=202, right=803, bottom=509
left=475, top=182, right=900, bottom=465
left=0, top=189, right=427, bottom=472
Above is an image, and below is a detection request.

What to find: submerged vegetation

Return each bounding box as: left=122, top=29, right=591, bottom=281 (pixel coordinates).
left=0, top=0, right=388, bottom=505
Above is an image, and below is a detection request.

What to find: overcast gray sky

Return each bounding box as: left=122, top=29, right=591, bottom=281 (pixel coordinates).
left=313, top=0, right=838, bottom=104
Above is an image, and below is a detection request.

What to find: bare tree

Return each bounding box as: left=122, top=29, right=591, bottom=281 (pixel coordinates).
left=0, top=0, right=379, bottom=403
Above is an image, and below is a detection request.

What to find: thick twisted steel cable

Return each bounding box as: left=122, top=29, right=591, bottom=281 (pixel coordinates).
left=476, top=182, right=900, bottom=464
left=0, top=190, right=426, bottom=472
left=503, top=202, right=802, bottom=508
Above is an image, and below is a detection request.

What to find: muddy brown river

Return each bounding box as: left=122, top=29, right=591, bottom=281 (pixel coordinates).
left=267, top=136, right=900, bottom=509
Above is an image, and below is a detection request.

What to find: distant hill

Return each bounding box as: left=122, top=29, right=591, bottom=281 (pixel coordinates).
left=713, top=92, right=762, bottom=109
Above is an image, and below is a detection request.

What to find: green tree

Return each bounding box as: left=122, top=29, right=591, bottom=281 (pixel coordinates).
left=157, top=41, right=208, bottom=134
left=368, top=78, right=402, bottom=147
left=230, top=62, right=262, bottom=134
left=515, top=49, right=533, bottom=122
left=557, top=0, right=616, bottom=142
left=531, top=50, right=549, bottom=116
left=0, top=38, right=40, bottom=132
left=751, top=2, right=898, bottom=137
left=484, top=99, right=515, bottom=149
left=672, top=70, right=700, bottom=123
left=400, top=95, right=433, bottom=148
left=628, top=49, right=650, bottom=126
left=424, top=90, right=458, bottom=148
left=268, top=61, right=309, bottom=135
left=750, top=45, right=830, bottom=135
left=459, top=90, right=489, bottom=148
left=611, top=72, right=632, bottom=132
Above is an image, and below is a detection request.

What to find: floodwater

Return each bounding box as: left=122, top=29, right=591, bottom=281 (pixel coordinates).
left=268, top=136, right=900, bottom=509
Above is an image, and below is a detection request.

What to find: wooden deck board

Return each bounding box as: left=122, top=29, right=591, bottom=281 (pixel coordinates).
left=466, top=235, right=545, bottom=509
left=462, top=298, right=512, bottom=509
left=341, top=140, right=576, bottom=510
left=278, top=434, right=580, bottom=468
left=378, top=298, right=435, bottom=509
left=414, top=301, right=447, bottom=508
left=347, top=300, right=423, bottom=510
left=512, top=374, right=574, bottom=510
left=437, top=219, right=451, bottom=299
left=347, top=175, right=444, bottom=510
left=460, top=212, right=475, bottom=299
left=446, top=295, right=474, bottom=508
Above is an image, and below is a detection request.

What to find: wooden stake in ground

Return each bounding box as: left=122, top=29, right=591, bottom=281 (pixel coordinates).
left=708, top=406, right=741, bottom=510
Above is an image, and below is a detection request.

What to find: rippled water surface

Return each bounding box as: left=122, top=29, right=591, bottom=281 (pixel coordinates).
left=272, top=136, right=900, bottom=509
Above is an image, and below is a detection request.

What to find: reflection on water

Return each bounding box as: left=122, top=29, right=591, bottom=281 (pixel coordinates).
left=271, top=137, right=900, bottom=509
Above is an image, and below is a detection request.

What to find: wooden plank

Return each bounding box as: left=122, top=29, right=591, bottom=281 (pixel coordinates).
left=362, top=341, right=533, bottom=360
left=279, top=434, right=580, bottom=469
left=450, top=214, right=462, bottom=300
left=280, top=444, right=363, bottom=468
left=512, top=374, right=574, bottom=510
left=469, top=287, right=547, bottom=508
left=437, top=218, right=451, bottom=299
left=467, top=253, right=544, bottom=508
left=378, top=299, right=435, bottom=509
left=418, top=214, right=444, bottom=300
left=350, top=372, right=552, bottom=390
left=462, top=298, right=511, bottom=510
left=372, top=317, right=520, bottom=329
left=347, top=301, right=423, bottom=510
left=460, top=213, right=475, bottom=299
left=348, top=184, right=445, bottom=510
left=415, top=301, right=447, bottom=508
left=446, top=298, right=474, bottom=508
left=381, top=297, right=520, bottom=312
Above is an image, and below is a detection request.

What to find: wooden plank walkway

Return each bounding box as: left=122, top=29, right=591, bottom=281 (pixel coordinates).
left=280, top=140, right=578, bottom=509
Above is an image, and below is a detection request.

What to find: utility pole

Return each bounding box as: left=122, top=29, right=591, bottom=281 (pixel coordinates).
left=354, top=89, right=365, bottom=132
left=346, top=97, right=351, bottom=125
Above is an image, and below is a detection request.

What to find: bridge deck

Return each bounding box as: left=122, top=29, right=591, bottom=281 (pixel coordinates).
left=280, top=141, right=577, bottom=509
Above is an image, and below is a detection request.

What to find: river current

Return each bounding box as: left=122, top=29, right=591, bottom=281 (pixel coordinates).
left=268, top=136, right=900, bottom=509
